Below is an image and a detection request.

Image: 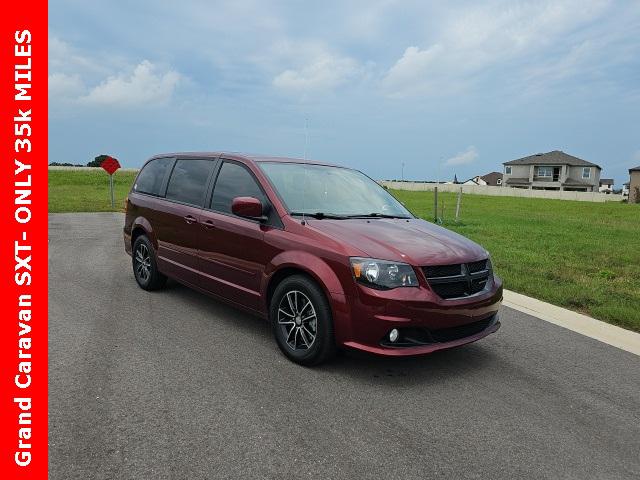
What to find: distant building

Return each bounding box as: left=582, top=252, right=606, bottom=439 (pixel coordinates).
left=629, top=166, right=640, bottom=203
left=622, top=182, right=630, bottom=197
left=480, top=172, right=503, bottom=186
left=463, top=177, right=482, bottom=185
left=463, top=172, right=503, bottom=186
left=598, top=178, right=614, bottom=194
left=502, top=150, right=601, bottom=192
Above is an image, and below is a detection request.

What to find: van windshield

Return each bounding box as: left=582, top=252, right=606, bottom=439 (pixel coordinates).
left=259, top=162, right=413, bottom=218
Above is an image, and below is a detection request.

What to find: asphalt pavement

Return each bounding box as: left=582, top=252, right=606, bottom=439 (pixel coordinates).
left=49, top=213, right=640, bottom=480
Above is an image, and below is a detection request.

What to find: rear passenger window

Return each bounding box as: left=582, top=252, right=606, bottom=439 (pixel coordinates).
left=134, top=157, right=173, bottom=196
left=211, top=162, right=265, bottom=214
left=165, top=159, right=214, bottom=206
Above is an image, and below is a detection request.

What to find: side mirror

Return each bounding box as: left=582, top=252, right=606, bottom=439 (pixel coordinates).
left=231, top=196, right=265, bottom=221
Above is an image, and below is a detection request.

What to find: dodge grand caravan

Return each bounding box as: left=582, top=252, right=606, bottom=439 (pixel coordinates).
left=124, top=152, right=502, bottom=365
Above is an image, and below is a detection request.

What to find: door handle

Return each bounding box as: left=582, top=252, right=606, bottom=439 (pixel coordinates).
left=201, top=219, right=216, bottom=229
left=184, top=215, right=197, bottom=224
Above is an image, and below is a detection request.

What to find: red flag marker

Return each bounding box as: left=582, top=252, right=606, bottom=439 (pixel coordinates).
left=100, top=156, right=121, bottom=207
left=100, top=156, right=120, bottom=175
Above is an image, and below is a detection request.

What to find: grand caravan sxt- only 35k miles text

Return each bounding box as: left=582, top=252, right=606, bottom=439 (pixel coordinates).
left=124, top=153, right=502, bottom=365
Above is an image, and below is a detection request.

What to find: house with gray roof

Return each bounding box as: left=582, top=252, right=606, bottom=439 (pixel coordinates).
left=463, top=171, right=503, bottom=186
left=599, top=178, right=615, bottom=194
left=629, top=165, right=640, bottom=203
left=502, top=151, right=601, bottom=192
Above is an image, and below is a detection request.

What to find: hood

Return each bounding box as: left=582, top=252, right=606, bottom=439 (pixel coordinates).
left=306, top=218, right=488, bottom=266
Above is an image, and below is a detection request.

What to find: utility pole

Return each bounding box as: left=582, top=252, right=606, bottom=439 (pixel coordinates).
left=401, top=162, right=405, bottom=182
left=434, top=157, right=443, bottom=223
left=303, top=117, right=309, bottom=160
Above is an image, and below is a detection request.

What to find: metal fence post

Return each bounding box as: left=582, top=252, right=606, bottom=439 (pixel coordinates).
left=434, top=185, right=438, bottom=223
left=109, top=174, right=115, bottom=208
left=455, top=187, right=462, bottom=222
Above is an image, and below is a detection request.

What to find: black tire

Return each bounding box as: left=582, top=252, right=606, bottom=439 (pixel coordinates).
left=270, top=275, right=336, bottom=366
left=132, top=235, right=167, bottom=291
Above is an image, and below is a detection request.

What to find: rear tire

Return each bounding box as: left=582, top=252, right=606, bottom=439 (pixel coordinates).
left=270, top=275, right=336, bottom=366
left=132, top=235, right=167, bottom=291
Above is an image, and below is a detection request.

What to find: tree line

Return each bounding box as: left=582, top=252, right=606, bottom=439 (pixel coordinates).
left=49, top=154, right=111, bottom=167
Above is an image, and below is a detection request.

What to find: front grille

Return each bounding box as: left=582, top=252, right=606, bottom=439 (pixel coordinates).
left=422, top=259, right=492, bottom=300
left=422, top=264, right=462, bottom=278
left=467, top=259, right=488, bottom=273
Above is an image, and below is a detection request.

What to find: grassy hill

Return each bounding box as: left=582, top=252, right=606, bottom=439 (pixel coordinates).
left=49, top=168, right=138, bottom=213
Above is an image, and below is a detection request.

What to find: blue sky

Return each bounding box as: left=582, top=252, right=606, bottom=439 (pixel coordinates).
left=49, top=0, right=640, bottom=186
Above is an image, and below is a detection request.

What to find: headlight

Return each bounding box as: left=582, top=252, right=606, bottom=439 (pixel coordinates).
left=350, top=257, right=418, bottom=289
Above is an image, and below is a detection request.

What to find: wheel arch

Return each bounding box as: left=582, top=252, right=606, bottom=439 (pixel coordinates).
left=262, top=251, right=347, bottom=313
left=130, top=217, right=158, bottom=250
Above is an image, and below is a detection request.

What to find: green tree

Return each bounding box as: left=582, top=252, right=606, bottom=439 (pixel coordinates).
left=87, top=154, right=110, bottom=167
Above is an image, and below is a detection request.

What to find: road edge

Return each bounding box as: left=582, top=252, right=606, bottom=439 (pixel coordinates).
left=503, top=289, right=640, bottom=356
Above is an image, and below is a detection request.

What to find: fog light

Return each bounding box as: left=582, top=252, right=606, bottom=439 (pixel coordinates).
left=389, top=329, right=399, bottom=343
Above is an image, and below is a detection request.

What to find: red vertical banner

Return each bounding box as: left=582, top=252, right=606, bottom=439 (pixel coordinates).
left=0, top=2, right=48, bottom=479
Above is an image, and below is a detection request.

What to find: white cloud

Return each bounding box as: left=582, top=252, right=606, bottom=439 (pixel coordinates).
left=382, top=45, right=444, bottom=97
left=382, top=0, right=612, bottom=97
left=48, top=73, right=85, bottom=97
left=445, top=146, right=478, bottom=167
left=273, top=52, right=362, bottom=92
left=80, top=60, right=182, bottom=106
left=49, top=36, right=109, bottom=76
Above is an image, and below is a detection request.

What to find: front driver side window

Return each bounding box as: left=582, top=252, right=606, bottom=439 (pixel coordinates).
left=211, top=162, right=266, bottom=214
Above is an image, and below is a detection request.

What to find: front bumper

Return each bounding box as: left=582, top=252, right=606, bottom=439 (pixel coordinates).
left=343, top=314, right=500, bottom=356
left=337, top=277, right=503, bottom=357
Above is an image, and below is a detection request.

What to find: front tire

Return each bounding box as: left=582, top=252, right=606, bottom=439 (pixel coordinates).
left=270, top=275, right=336, bottom=366
left=132, top=235, right=167, bottom=291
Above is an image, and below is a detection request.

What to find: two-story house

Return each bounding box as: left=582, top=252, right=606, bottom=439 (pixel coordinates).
left=598, top=178, right=614, bottom=194
left=502, top=151, right=601, bottom=192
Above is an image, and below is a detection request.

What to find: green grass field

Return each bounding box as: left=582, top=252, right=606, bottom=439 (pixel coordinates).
left=48, top=169, right=640, bottom=331
left=392, top=189, right=640, bottom=331
left=49, top=169, right=138, bottom=213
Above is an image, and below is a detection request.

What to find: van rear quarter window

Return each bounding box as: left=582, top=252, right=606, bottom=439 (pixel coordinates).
left=134, top=157, right=174, bottom=196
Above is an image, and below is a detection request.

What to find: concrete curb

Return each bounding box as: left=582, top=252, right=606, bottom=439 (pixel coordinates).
left=503, top=289, right=640, bottom=356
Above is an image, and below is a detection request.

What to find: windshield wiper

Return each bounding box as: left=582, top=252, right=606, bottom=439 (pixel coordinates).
left=290, top=212, right=348, bottom=220
left=346, top=213, right=412, bottom=219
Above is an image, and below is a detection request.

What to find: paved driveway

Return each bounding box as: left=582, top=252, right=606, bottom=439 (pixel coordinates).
left=49, top=213, right=640, bottom=479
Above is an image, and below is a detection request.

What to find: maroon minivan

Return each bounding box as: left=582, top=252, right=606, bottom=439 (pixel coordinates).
left=124, top=153, right=502, bottom=365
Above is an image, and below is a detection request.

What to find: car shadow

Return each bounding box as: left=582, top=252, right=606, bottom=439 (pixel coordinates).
left=326, top=343, right=497, bottom=386
left=161, top=279, right=498, bottom=384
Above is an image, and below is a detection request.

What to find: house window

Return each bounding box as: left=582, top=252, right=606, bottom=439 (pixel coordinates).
left=505, top=166, right=512, bottom=175
left=537, top=166, right=553, bottom=177
left=582, top=167, right=591, bottom=179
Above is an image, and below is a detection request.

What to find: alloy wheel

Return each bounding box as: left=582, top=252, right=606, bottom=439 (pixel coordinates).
left=277, top=290, right=317, bottom=350
left=134, top=243, right=152, bottom=283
